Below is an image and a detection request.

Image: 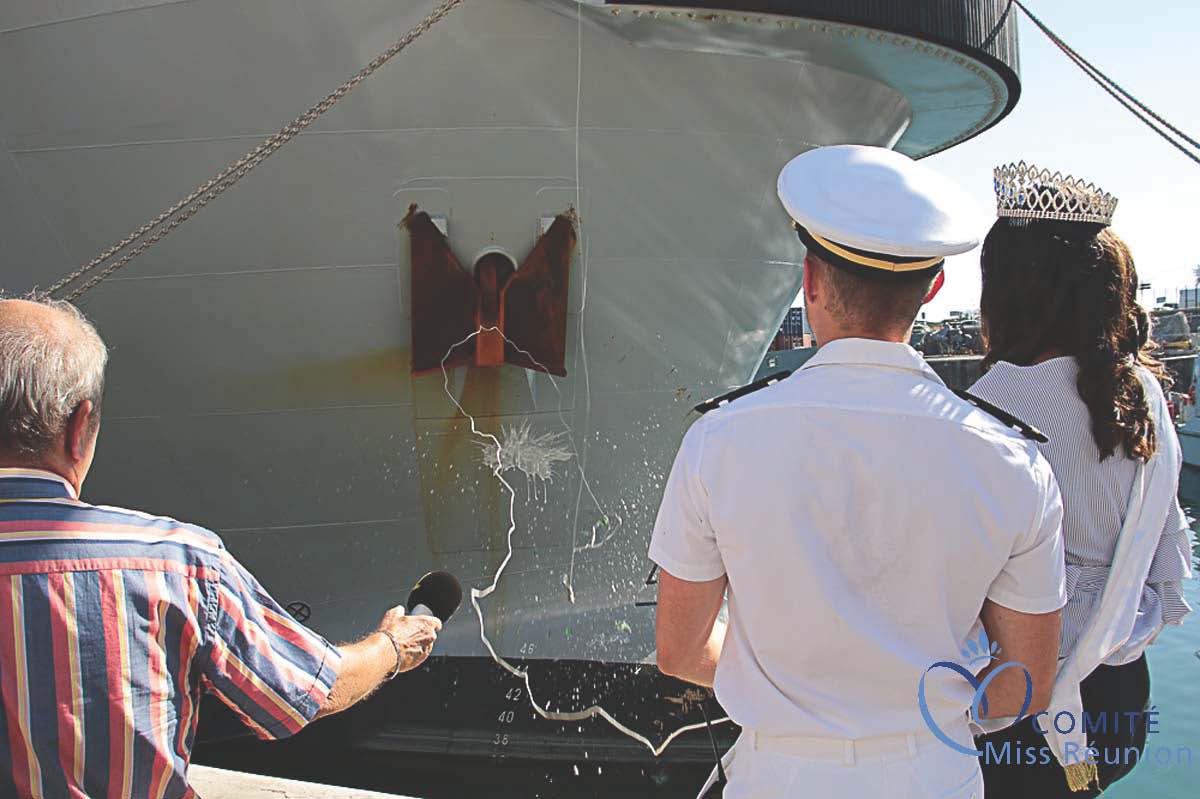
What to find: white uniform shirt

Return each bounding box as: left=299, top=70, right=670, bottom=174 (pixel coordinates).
left=649, top=338, right=1068, bottom=739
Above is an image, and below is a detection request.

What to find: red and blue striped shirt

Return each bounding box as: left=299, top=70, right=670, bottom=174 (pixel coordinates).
left=0, top=469, right=342, bottom=798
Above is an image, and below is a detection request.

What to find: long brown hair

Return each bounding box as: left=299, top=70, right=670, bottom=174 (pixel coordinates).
left=979, top=218, right=1168, bottom=461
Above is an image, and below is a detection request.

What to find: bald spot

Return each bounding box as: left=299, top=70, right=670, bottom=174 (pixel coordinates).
left=0, top=298, right=82, bottom=342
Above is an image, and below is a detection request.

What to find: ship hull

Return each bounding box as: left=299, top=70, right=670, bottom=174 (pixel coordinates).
left=1, top=0, right=1018, bottom=768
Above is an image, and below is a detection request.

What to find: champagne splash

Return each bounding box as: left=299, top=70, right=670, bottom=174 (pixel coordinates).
left=438, top=326, right=730, bottom=755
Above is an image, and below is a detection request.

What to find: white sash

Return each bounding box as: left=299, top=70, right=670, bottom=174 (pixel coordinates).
left=1042, top=399, right=1179, bottom=774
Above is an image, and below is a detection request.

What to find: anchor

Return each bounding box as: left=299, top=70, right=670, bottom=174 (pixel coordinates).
left=405, top=204, right=575, bottom=377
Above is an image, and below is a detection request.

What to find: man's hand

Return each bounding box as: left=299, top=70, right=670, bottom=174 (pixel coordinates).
left=314, top=604, right=443, bottom=720
left=377, top=605, right=442, bottom=674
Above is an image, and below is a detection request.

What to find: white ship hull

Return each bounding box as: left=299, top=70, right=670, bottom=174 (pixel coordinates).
left=1, top=0, right=1019, bottom=763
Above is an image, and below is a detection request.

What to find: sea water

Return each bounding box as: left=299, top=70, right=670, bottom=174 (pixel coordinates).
left=1107, top=484, right=1200, bottom=799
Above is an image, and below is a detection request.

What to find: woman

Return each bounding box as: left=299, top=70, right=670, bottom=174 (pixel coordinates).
left=969, top=164, right=1193, bottom=797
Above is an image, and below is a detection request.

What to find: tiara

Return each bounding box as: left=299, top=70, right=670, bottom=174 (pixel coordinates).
left=993, top=162, right=1118, bottom=226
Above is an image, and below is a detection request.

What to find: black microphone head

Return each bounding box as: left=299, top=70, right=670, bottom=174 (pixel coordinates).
left=406, top=571, right=463, bottom=623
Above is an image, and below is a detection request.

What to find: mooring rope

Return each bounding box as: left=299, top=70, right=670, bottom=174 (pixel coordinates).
left=1014, top=0, right=1200, bottom=166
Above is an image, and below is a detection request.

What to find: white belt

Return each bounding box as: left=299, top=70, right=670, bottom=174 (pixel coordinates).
left=750, top=729, right=935, bottom=765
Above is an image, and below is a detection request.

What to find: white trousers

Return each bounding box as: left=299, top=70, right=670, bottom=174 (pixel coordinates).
left=699, top=726, right=983, bottom=799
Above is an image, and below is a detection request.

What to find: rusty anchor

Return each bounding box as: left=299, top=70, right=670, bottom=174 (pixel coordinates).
left=405, top=204, right=576, bottom=377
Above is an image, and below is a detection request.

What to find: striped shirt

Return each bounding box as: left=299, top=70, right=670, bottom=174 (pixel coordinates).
left=971, top=357, right=1194, bottom=663
left=0, top=469, right=341, bottom=799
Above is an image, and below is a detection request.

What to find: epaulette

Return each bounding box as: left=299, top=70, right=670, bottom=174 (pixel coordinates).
left=692, top=371, right=792, bottom=415
left=954, top=389, right=1049, bottom=443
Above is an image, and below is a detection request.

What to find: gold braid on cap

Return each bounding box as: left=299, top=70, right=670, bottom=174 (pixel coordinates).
left=994, top=162, right=1117, bottom=226
left=807, top=230, right=944, bottom=273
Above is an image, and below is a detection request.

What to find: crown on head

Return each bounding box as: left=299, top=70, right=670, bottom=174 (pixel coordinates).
left=993, top=161, right=1118, bottom=226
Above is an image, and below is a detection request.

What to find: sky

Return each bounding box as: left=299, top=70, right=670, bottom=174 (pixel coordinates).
left=807, top=0, right=1200, bottom=320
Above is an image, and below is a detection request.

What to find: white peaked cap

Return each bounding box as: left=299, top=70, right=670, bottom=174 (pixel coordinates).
left=777, top=145, right=980, bottom=268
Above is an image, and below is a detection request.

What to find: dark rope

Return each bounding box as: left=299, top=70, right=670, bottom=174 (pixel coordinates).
left=981, top=0, right=1015, bottom=51
left=699, top=695, right=728, bottom=794
left=1054, top=43, right=1200, bottom=166
left=1014, top=0, right=1200, bottom=166
left=1015, top=0, right=1199, bottom=151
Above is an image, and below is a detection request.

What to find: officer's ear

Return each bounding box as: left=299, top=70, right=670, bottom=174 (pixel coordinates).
left=921, top=270, right=945, bottom=305
left=802, top=254, right=820, bottom=305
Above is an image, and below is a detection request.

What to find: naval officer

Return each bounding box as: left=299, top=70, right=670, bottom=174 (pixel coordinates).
left=650, top=145, right=1068, bottom=798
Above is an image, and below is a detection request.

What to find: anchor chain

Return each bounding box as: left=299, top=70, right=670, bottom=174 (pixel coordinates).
left=48, top=0, right=465, bottom=301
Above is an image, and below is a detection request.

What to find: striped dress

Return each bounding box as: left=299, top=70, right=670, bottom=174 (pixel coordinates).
left=0, top=469, right=341, bottom=799
left=970, top=357, right=1194, bottom=663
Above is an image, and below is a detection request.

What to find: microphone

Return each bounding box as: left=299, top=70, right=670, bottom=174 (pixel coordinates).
left=406, top=571, right=463, bottom=623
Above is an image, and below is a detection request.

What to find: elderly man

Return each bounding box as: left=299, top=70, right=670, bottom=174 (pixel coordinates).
left=650, top=146, right=1068, bottom=798
left=0, top=296, right=440, bottom=798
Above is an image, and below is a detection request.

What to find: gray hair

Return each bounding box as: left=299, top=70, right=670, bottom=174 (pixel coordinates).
left=0, top=295, right=108, bottom=454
